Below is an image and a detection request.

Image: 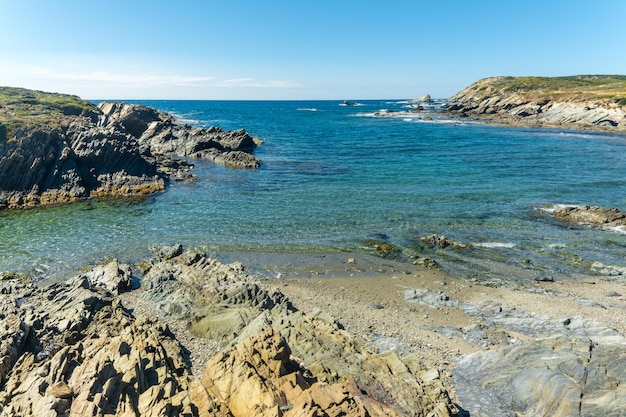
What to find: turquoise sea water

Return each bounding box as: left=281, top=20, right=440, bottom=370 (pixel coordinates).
left=2, top=100, right=626, bottom=282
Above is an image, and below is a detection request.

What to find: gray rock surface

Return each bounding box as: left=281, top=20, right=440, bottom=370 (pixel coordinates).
left=98, top=102, right=260, bottom=168
left=451, top=298, right=626, bottom=417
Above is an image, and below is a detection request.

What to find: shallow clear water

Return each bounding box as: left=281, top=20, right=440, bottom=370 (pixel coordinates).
left=2, top=100, right=625, bottom=282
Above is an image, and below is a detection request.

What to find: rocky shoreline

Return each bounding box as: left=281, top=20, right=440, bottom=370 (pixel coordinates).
left=0, top=246, right=458, bottom=416
left=0, top=195, right=624, bottom=416
left=0, top=88, right=261, bottom=211
left=444, top=76, right=626, bottom=132
left=3, top=84, right=626, bottom=415
left=377, top=76, right=626, bottom=133
left=2, top=237, right=626, bottom=416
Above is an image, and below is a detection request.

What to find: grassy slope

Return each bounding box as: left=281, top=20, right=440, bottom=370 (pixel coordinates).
left=456, top=75, right=626, bottom=104
left=0, top=86, right=99, bottom=141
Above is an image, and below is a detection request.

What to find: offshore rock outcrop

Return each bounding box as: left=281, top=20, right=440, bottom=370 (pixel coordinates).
left=0, top=89, right=260, bottom=210
left=446, top=76, right=626, bottom=131
left=551, top=205, right=626, bottom=229
left=0, top=248, right=459, bottom=417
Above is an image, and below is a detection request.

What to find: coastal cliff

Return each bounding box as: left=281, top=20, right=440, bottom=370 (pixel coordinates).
left=446, top=75, right=626, bottom=131
left=0, top=87, right=260, bottom=210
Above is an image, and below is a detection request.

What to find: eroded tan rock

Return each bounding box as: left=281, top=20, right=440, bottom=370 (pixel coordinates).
left=0, top=251, right=458, bottom=417
left=198, top=329, right=384, bottom=417
left=139, top=249, right=459, bottom=417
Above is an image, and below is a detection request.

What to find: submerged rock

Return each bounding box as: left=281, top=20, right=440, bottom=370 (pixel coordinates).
left=419, top=234, right=466, bottom=249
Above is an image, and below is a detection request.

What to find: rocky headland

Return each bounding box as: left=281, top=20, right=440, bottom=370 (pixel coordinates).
left=445, top=75, right=626, bottom=132
left=0, top=87, right=260, bottom=210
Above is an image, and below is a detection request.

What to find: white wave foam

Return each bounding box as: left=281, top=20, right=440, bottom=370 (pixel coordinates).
left=170, top=112, right=203, bottom=126
left=548, top=243, right=567, bottom=249
left=536, top=204, right=577, bottom=214
left=353, top=112, right=378, bottom=117
left=603, top=225, right=626, bottom=235
left=297, top=108, right=317, bottom=112
left=474, top=242, right=516, bottom=248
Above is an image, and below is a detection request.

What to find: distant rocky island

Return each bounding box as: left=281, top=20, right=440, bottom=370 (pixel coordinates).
left=445, top=75, right=626, bottom=131
left=0, top=87, right=260, bottom=210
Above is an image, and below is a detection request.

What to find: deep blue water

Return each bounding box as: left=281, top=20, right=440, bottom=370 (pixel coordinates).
left=2, top=100, right=626, bottom=282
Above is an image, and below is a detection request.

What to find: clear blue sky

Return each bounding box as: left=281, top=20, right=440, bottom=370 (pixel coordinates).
left=1, top=0, right=624, bottom=100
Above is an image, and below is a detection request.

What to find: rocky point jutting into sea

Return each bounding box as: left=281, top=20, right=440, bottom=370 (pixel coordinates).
left=444, top=75, right=626, bottom=132
left=2, top=79, right=626, bottom=416
left=0, top=87, right=260, bottom=210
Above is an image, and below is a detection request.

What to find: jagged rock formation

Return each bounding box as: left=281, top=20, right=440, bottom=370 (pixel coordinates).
left=0, top=268, right=196, bottom=416
left=98, top=102, right=261, bottom=170
left=139, top=248, right=458, bottom=416
left=0, top=247, right=459, bottom=417
left=446, top=75, right=626, bottom=131
left=0, top=87, right=260, bottom=210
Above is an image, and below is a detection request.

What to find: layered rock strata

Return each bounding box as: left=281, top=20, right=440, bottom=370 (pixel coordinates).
left=446, top=76, right=626, bottom=131
left=0, top=91, right=260, bottom=210
left=0, top=248, right=459, bottom=416
left=451, top=300, right=626, bottom=417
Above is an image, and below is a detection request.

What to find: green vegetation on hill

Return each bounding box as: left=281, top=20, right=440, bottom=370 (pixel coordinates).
left=469, top=75, right=626, bottom=104
left=0, top=86, right=99, bottom=141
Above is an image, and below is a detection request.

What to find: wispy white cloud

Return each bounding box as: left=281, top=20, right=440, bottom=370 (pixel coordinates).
left=30, top=68, right=216, bottom=87
left=216, top=78, right=303, bottom=88
left=29, top=68, right=302, bottom=89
